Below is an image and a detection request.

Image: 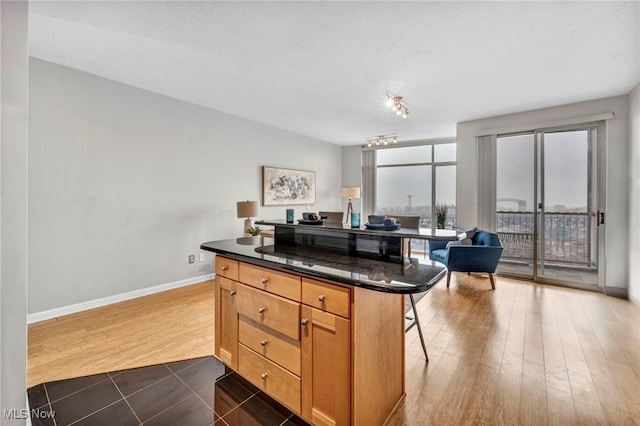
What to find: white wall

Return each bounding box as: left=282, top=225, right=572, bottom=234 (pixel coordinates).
left=457, top=95, right=630, bottom=291
left=341, top=145, right=362, bottom=213
left=1, top=0, right=29, bottom=418
left=629, top=83, right=640, bottom=306
left=28, top=58, right=342, bottom=314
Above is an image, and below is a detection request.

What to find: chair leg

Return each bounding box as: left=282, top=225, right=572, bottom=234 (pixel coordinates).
left=489, top=273, right=496, bottom=290
left=446, top=271, right=451, bottom=288
left=409, top=294, right=428, bottom=362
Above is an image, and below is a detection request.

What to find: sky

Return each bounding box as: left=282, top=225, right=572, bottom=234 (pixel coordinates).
left=376, top=131, right=591, bottom=213
left=497, top=130, right=590, bottom=212
left=376, top=144, right=456, bottom=211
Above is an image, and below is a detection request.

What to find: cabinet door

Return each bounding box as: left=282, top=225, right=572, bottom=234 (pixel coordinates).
left=215, top=276, right=238, bottom=369
left=301, top=305, right=350, bottom=426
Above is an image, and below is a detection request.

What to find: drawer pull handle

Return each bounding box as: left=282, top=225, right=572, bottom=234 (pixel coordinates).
left=261, top=277, right=269, bottom=284
left=301, top=318, right=308, bottom=325
left=318, top=294, right=325, bottom=302
left=260, top=373, right=268, bottom=380
left=258, top=307, right=266, bottom=314
left=221, top=266, right=229, bottom=272
left=229, top=290, right=236, bottom=296
left=260, top=339, right=268, bottom=346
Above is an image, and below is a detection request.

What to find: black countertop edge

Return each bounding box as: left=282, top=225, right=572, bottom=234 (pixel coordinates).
left=255, top=219, right=459, bottom=241
left=200, top=237, right=447, bottom=295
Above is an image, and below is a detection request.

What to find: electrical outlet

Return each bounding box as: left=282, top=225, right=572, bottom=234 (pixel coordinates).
left=199, top=253, right=205, bottom=262
left=188, top=255, right=195, bottom=264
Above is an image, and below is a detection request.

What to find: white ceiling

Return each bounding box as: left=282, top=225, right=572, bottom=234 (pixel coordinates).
left=28, top=1, right=639, bottom=146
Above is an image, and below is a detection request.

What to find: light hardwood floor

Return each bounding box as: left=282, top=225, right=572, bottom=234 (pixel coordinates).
left=27, top=281, right=215, bottom=388
left=28, top=275, right=640, bottom=425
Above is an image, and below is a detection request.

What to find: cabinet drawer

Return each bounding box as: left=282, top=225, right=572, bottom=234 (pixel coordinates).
left=239, top=263, right=301, bottom=301
left=238, top=344, right=301, bottom=413
left=236, top=283, right=300, bottom=340
left=239, top=317, right=301, bottom=376
left=216, top=256, right=239, bottom=281
left=302, top=278, right=351, bottom=318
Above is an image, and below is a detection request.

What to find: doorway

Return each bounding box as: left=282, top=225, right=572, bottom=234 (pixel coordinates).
left=495, top=126, right=603, bottom=290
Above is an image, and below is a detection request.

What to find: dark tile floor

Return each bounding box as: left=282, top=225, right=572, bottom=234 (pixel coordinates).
left=27, top=356, right=309, bottom=426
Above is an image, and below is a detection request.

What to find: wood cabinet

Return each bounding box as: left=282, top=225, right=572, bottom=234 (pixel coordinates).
left=239, top=262, right=301, bottom=301
left=302, top=278, right=350, bottom=318
left=215, top=275, right=238, bottom=369
left=214, top=255, right=404, bottom=425
left=235, top=283, right=300, bottom=340
left=216, top=257, right=239, bottom=280
left=238, top=317, right=301, bottom=376
left=238, top=344, right=302, bottom=412
left=301, top=305, right=350, bottom=426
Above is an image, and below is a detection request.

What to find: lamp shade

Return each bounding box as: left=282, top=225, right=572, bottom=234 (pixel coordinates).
left=237, top=200, right=260, bottom=218
left=341, top=187, right=361, bottom=199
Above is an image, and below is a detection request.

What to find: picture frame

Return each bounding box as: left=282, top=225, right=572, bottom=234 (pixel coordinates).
left=262, top=166, right=316, bottom=206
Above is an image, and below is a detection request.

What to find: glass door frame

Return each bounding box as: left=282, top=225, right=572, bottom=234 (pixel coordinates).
left=495, top=122, right=606, bottom=292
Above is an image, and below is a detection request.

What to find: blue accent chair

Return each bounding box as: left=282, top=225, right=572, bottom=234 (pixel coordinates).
left=429, top=229, right=504, bottom=289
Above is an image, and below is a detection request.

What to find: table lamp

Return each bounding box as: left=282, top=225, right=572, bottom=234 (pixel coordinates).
left=341, top=187, right=361, bottom=225
left=237, top=200, right=260, bottom=234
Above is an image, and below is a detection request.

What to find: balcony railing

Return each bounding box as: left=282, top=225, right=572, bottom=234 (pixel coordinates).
left=497, top=211, right=594, bottom=267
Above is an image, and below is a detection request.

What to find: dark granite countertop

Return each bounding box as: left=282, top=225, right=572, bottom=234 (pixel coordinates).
left=200, top=237, right=447, bottom=294
left=255, top=219, right=458, bottom=241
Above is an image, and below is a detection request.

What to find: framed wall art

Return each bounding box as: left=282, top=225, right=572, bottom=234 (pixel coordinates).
left=262, top=166, right=316, bottom=206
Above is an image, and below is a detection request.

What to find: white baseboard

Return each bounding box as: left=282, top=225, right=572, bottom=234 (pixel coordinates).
left=604, top=286, right=628, bottom=299
left=27, top=273, right=215, bottom=324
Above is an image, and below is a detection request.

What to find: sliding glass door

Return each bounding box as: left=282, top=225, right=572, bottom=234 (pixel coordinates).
left=496, top=134, right=535, bottom=277
left=496, top=127, right=602, bottom=289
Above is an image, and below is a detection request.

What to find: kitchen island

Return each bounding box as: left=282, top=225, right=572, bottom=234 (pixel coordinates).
left=200, top=224, right=448, bottom=426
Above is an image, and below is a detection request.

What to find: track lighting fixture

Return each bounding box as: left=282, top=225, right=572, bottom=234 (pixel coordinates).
left=385, top=94, right=409, bottom=119
left=366, top=135, right=399, bottom=148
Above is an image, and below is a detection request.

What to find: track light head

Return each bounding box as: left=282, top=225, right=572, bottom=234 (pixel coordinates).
left=385, top=95, right=393, bottom=107
left=385, top=94, right=409, bottom=119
